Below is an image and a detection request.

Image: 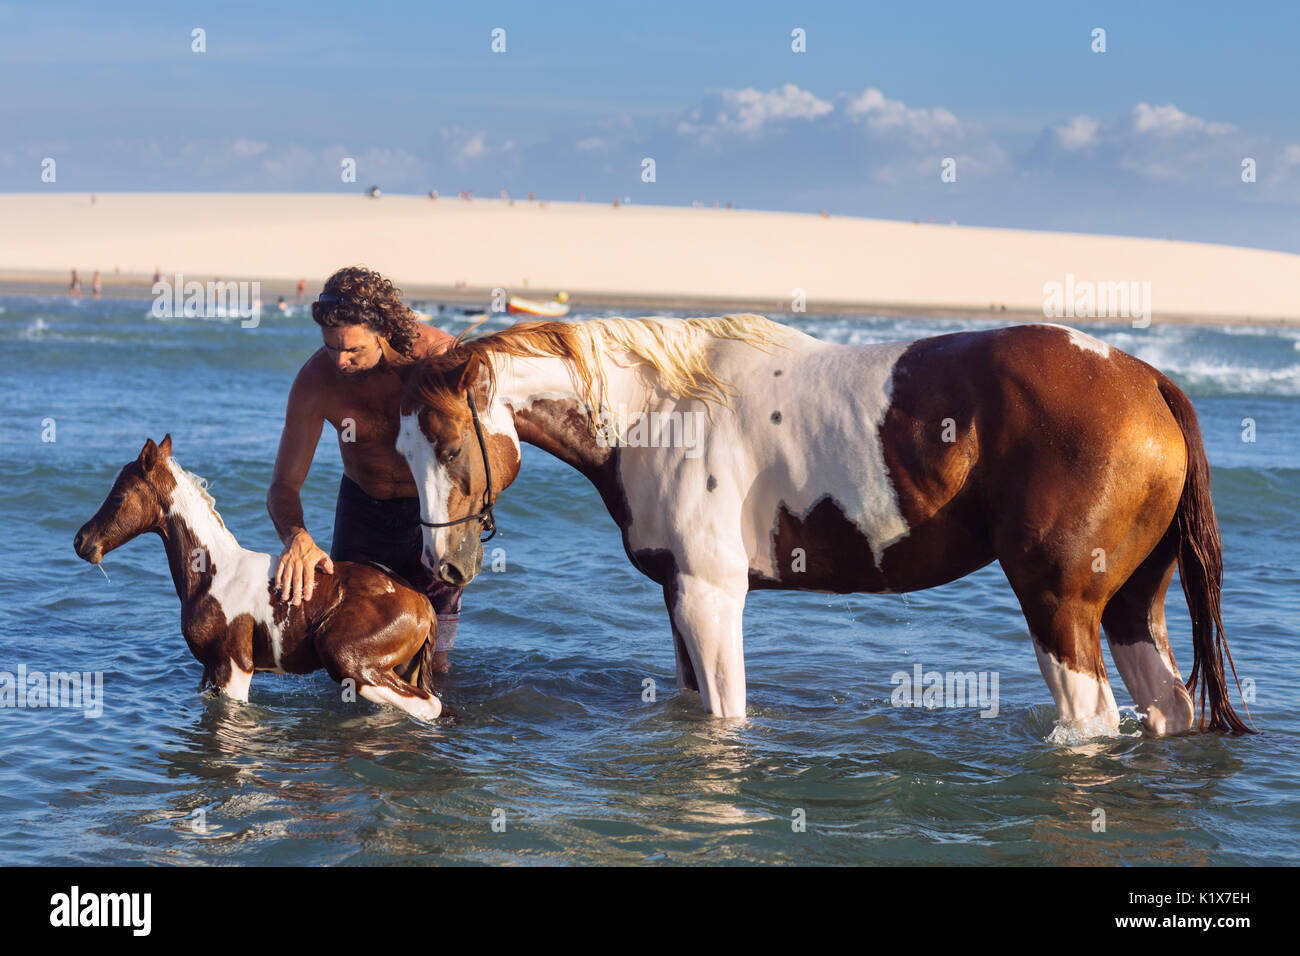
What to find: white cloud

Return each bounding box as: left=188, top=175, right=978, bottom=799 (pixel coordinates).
left=677, top=83, right=832, bottom=142
left=437, top=127, right=518, bottom=169
left=844, top=87, right=961, bottom=145
left=669, top=82, right=1006, bottom=188
left=1054, top=115, right=1099, bottom=150
left=441, top=128, right=487, bottom=164
left=1031, top=101, right=1296, bottom=198
left=842, top=87, right=1004, bottom=183
left=724, top=83, right=833, bottom=130
left=1132, top=102, right=1234, bottom=137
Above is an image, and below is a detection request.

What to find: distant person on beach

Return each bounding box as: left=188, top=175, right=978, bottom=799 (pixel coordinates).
left=277, top=296, right=287, bottom=312
left=296, top=278, right=307, bottom=302
left=69, top=269, right=80, bottom=295
left=92, top=271, right=102, bottom=298
left=153, top=266, right=162, bottom=284
left=268, top=266, right=462, bottom=672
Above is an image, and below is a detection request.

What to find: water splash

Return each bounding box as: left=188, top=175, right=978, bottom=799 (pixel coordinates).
left=1044, top=713, right=1140, bottom=747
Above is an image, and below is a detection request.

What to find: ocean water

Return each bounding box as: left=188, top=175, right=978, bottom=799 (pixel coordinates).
left=0, top=295, right=1296, bottom=866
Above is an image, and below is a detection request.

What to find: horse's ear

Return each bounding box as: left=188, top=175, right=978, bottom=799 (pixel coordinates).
left=139, top=437, right=158, bottom=470
left=456, top=352, right=483, bottom=394
left=158, top=434, right=173, bottom=459
left=381, top=337, right=429, bottom=391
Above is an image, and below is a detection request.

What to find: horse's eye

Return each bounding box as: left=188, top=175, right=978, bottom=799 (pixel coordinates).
left=441, top=447, right=461, bottom=464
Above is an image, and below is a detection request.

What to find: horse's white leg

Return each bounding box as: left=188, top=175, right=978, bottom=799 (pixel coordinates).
left=1031, top=639, right=1120, bottom=733
left=669, top=574, right=748, bottom=718
left=1101, top=550, right=1195, bottom=736
left=668, top=617, right=700, bottom=692
left=1106, top=639, right=1193, bottom=736
left=1005, top=570, right=1120, bottom=736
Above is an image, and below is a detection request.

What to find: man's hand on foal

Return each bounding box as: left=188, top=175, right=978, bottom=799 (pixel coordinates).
left=274, top=530, right=334, bottom=605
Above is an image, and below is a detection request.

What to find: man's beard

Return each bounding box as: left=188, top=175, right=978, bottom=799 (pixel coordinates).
left=340, top=352, right=387, bottom=381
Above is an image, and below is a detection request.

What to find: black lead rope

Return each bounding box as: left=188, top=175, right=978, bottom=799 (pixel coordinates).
left=417, top=391, right=497, bottom=542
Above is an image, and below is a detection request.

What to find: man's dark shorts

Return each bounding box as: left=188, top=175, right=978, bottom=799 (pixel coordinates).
left=329, top=474, right=462, bottom=652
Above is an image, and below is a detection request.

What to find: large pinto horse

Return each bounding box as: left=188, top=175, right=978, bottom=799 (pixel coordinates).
left=396, top=315, right=1250, bottom=736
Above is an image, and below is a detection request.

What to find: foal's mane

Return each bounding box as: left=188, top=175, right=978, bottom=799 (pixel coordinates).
left=166, top=459, right=227, bottom=531
left=404, top=314, right=782, bottom=420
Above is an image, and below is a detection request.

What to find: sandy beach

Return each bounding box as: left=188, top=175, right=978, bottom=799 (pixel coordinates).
left=1, top=192, right=1297, bottom=323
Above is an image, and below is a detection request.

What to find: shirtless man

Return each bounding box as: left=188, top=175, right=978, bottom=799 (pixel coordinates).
left=267, top=266, right=461, bottom=671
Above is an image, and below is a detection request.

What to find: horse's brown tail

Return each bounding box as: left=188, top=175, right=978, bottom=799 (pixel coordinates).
left=1158, top=378, right=1253, bottom=733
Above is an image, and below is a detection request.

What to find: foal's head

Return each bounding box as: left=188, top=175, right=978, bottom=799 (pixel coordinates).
left=398, top=350, right=521, bottom=588
left=74, top=435, right=177, bottom=565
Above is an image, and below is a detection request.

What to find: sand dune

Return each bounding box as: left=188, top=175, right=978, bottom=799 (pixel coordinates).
left=1, top=192, right=1297, bottom=322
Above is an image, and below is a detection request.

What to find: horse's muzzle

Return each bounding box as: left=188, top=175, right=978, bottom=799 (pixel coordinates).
left=437, top=560, right=474, bottom=588
left=73, top=528, right=103, bottom=564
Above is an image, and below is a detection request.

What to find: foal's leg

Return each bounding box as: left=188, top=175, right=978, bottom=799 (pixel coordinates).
left=202, top=657, right=253, bottom=701
left=317, top=606, right=442, bottom=722
left=357, top=674, right=443, bottom=722
left=668, top=573, right=748, bottom=718
left=1102, top=533, right=1195, bottom=736
left=200, top=621, right=255, bottom=702
left=221, top=662, right=254, bottom=703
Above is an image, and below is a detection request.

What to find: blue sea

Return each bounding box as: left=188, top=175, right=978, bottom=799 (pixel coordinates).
left=0, top=295, right=1296, bottom=866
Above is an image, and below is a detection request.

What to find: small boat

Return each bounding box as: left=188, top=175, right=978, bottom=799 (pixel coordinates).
left=506, top=292, right=570, bottom=318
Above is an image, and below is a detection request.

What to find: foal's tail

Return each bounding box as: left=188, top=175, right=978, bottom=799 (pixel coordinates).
left=412, top=607, right=439, bottom=694
left=1158, top=378, right=1253, bottom=733
left=411, top=640, right=438, bottom=694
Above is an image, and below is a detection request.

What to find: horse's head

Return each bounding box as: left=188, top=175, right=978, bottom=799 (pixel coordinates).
left=74, top=435, right=175, bottom=564
left=398, top=351, right=521, bottom=588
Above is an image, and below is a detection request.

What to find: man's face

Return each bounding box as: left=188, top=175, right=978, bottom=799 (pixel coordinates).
left=322, top=324, right=384, bottom=377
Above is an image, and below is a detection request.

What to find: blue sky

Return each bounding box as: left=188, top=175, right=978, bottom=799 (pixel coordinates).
left=3, top=0, right=1298, bottom=250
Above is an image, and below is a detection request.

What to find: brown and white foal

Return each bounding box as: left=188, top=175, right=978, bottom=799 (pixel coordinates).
left=73, top=435, right=443, bottom=721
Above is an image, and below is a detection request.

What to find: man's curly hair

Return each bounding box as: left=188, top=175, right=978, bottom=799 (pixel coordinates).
left=312, top=266, right=421, bottom=358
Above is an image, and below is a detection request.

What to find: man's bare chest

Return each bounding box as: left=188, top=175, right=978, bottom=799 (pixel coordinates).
left=323, top=378, right=403, bottom=448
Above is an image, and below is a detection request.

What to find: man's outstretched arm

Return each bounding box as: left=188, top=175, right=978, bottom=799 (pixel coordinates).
left=267, top=367, right=332, bottom=605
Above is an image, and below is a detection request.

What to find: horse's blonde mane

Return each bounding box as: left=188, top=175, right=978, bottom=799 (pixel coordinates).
left=580, top=314, right=782, bottom=408
left=406, top=313, right=787, bottom=428
left=168, top=459, right=227, bottom=531
left=410, top=313, right=784, bottom=420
